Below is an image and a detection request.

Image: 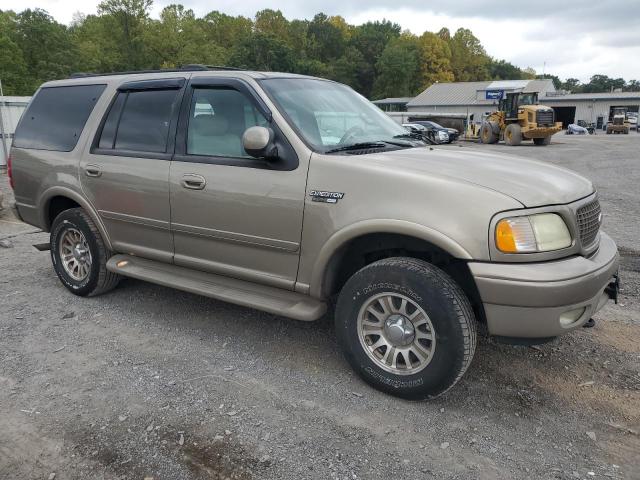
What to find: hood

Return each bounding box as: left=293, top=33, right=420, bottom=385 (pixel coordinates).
left=363, top=146, right=594, bottom=208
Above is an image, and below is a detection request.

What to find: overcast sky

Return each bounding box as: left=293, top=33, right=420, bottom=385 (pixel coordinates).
left=3, top=0, right=640, bottom=82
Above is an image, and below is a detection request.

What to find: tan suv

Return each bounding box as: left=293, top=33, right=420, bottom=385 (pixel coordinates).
left=9, top=67, right=620, bottom=399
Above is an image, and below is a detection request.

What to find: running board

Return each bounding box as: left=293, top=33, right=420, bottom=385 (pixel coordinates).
left=106, top=254, right=326, bottom=321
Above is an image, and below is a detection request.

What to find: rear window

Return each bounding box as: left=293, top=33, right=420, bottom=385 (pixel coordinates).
left=13, top=84, right=106, bottom=152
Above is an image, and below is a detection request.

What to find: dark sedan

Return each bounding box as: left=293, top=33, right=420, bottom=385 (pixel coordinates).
left=412, top=120, right=459, bottom=143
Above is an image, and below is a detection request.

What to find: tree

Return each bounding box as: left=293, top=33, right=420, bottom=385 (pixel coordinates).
left=561, top=78, right=581, bottom=92
left=350, top=20, right=401, bottom=97
left=202, top=11, right=252, bottom=50
left=229, top=32, right=295, bottom=72
left=581, top=74, right=625, bottom=93
left=97, top=0, right=152, bottom=70
left=145, top=5, right=227, bottom=68
left=448, top=28, right=489, bottom=81
left=625, top=80, right=640, bottom=92
left=0, top=34, right=29, bottom=95
left=488, top=59, right=525, bottom=80
left=307, top=13, right=347, bottom=62
left=373, top=34, right=423, bottom=99
left=332, top=46, right=367, bottom=92
left=419, top=32, right=454, bottom=87
left=13, top=9, right=76, bottom=91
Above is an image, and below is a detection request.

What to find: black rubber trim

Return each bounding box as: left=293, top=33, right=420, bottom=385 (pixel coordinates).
left=118, top=78, right=185, bottom=91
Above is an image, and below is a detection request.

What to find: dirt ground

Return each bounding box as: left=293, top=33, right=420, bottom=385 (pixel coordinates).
left=1, top=133, right=638, bottom=480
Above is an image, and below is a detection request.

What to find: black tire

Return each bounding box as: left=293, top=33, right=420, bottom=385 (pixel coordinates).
left=50, top=208, right=120, bottom=297
left=504, top=123, right=522, bottom=146
left=480, top=122, right=498, bottom=144
left=335, top=257, right=477, bottom=400
left=533, top=136, right=551, bottom=146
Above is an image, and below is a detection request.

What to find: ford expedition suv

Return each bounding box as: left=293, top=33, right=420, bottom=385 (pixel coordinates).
left=9, top=67, right=620, bottom=399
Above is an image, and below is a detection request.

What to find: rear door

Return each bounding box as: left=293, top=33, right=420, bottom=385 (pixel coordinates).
left=81, top=78, right=186, bottom=262
left=169, top=77, right=307, bottom=290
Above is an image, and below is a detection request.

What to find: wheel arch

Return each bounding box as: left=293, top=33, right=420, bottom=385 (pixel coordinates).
left=39, top=186, right=113, bottom=251
left=312, top=222, right=485, bottom=324
left=311, top=219, right=473, bottom=291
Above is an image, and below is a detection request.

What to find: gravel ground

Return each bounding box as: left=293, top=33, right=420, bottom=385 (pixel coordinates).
left=0, top=133, right=638, bottom=480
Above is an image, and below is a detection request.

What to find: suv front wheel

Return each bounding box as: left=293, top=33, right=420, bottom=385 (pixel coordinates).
left=335, top=257, right=477, bottom=399
left=50, top=208, right=120, bottom=296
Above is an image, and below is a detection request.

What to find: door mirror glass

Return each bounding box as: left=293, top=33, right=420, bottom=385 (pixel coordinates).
left=242, top=126, right=277, bottom=159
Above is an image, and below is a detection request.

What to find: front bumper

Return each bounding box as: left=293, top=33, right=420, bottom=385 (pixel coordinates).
left=469, top=232, right=619, bottom=338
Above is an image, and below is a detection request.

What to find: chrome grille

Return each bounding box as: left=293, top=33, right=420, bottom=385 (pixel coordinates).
left=536, top=110, right=554, bottom=126
left=576, top=199, right=601, bottom=247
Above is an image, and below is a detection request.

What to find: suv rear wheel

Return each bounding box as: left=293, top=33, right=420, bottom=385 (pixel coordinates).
left=335, top=257, right=477, bottom=400
left=50, top=208, right=120, bottom=296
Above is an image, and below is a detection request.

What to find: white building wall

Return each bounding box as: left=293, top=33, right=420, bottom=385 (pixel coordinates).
left=408, top=98, right=640, bottom=128
left=546, top=99, right=640, bottom=124
left=0, top=96, right=31, bottom=166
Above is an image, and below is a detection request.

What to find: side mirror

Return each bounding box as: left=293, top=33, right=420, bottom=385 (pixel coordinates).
left=242, top=126, right=277, bottom=159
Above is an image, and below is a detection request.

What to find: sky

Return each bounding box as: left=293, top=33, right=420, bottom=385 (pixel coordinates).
left=3, top=0, right=640, bottom=83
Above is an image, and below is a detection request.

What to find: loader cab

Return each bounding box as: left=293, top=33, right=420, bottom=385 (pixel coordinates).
left=499, top=92, right=538, bottom=119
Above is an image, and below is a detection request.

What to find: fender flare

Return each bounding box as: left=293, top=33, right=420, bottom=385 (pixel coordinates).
left=38, top=186, right=114, bottom=251
left=309, top=219, right=473, bottom=298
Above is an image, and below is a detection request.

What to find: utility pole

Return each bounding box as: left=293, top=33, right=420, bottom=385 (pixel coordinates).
left=0, top=79, right=8, bottom=167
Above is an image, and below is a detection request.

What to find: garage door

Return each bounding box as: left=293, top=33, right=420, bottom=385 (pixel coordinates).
left=552, top=107, right=576, bottom=129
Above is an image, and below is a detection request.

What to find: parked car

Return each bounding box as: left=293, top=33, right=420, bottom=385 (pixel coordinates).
left=9, top=67, right=619, bottom=400
left=401, top=122, right=441, bottom=144
left=566, top=123, right=589, bottom=135
left=412, top=120, right=459, bottom=143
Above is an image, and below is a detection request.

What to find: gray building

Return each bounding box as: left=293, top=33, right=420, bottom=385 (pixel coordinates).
left=404, top=80, right=640, bottom=129
left=371, top=97, right=414, bottom=112
left=0, top=96, right=31, bottom=167
left=544, top=91, right=640, bottom=128
left=406, top=79, right=556, bottom=121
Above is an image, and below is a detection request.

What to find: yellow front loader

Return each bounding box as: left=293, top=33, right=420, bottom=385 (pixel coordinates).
left=480, top=92, right=562, bottom=146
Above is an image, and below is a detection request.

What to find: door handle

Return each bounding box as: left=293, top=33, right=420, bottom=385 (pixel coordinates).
left=85, top=164, right=102, bottom=177
left=181, top=174, right=206, bottom=190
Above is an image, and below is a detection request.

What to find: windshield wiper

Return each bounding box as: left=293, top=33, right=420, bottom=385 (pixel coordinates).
left=325, top=142, right=389, bottom=154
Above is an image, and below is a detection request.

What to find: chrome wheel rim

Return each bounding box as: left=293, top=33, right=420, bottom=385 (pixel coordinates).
left=59, top=228, right=92, bottom=281
left=357, top=292, right=436, bottom=375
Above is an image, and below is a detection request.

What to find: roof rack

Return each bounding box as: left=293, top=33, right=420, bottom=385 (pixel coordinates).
left=69, top=64, right=243, bottom=79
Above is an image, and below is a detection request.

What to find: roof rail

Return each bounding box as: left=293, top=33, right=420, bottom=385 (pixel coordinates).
left=69, top=64, right=244, bottom=79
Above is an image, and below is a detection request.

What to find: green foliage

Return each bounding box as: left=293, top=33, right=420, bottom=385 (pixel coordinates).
left=419, top=32, right=454, bottom=87
left=488, top=59, right=527, bottom=80
left=373, top=35, right=423, bottom=99
left=447, top=28, right=489, bottom=82
left=559, top=75, right=637, bottom=93
left=0, top=3, right=635, bottom=98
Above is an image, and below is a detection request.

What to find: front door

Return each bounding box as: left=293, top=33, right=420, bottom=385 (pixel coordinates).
left=169, top=78, right=307, bottom=290
left=81, top=77, right=185, bottom=262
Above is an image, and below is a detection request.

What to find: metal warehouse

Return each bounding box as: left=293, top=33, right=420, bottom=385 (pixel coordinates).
left=0, top=96, right=31, bottom=167
left=379, top=80, right=640, bottom=130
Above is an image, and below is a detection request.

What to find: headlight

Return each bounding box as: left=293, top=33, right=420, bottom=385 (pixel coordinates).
left=495, top=213, right=571, bottom=253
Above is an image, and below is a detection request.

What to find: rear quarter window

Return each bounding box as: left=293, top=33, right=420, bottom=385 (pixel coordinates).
left=13, top=84, right=106, bottom=152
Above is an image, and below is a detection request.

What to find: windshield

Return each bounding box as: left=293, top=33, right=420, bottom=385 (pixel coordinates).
left=260, top=78, right=411, bottom=152
left=519, top=93, right=538, bottom=105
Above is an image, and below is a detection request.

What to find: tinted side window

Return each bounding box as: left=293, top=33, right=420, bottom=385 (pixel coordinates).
left=13, top=84, right=106, bottom=151
left=114, top=89, right=179, bottom=153
left=186, top=88, right=268, bottom=158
